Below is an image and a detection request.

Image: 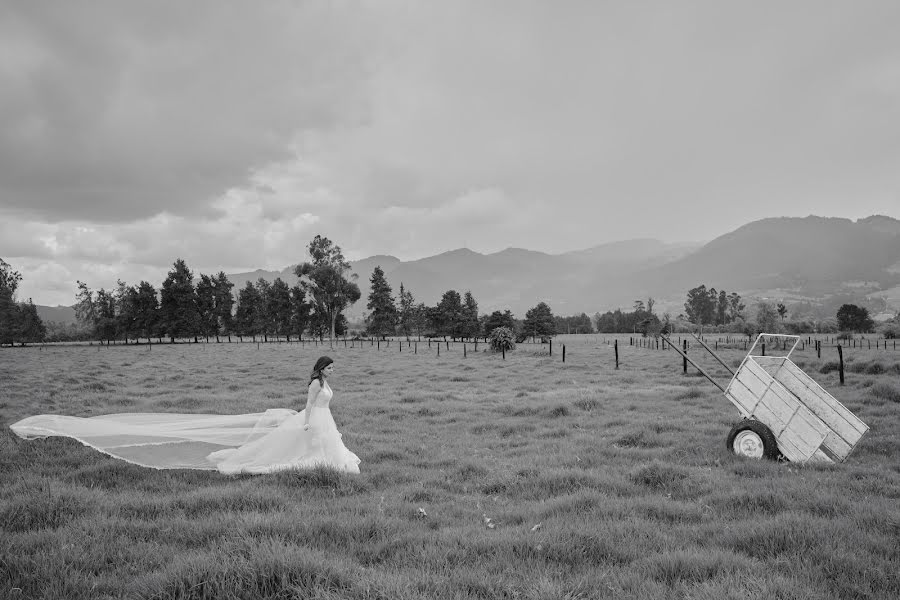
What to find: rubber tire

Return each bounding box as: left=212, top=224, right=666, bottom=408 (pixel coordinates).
left=726, top=419, right=782, bottom=461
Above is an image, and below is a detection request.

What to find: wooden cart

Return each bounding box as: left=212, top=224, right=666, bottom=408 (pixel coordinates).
left=665, top=333, right=869, bottom=462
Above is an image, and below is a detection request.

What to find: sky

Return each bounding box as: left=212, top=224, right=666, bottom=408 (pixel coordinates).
left=2, top=1, right=899, bottom=306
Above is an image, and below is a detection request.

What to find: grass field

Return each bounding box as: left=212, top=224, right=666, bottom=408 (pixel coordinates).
left=1, top=335, right=899, bottom=599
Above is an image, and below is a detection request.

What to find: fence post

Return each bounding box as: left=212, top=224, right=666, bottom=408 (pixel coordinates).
left=502, top=347, right=505, bottom=360
left=464, top=344, right=467, bottom=358
left=562, top=345, right=566, bottom=362
left=437, top=344, right=440, bottom=357
left=415, top=342, right=417, bottom=354
left=761, top=343, right=765, bottom=357
left=837, top=344, right=845, bottom=385
left=682, top=340, right=687, bottom=374
left=614, top=339, right=619, bottom=369
left=817, top=340, right=821, bottom=359
left=549, top=339, right=552, bottom=356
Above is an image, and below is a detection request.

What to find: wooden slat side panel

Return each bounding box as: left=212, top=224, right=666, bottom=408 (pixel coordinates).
left=775, top=369, right=861, bottom=460
left=822, top=431, right=853, bottom=461
left=753, top=402, right=811, bottom=462
left=737, top=360, right=774, bottom=399
left=761, top=386, right=829, bottom=453
left=779, top=361, right=868, bottom=438
left=724, top=380, right=756, bottom=417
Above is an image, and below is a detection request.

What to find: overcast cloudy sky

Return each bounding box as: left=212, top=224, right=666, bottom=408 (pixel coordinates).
left=2, top=1, right=899, bottom=306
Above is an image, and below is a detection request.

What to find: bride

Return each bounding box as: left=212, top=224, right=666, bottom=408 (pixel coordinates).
left=9, top=355, right=361, bottom=475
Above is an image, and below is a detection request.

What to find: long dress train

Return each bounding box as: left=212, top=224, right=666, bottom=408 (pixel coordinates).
left=9, top=381, right=360, bottom=474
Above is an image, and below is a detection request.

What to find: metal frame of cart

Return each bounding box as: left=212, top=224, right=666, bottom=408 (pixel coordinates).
left=664, top=333, right=869, bottom=463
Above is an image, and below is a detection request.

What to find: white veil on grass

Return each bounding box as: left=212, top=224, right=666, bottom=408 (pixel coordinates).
left=9, top=409, right=297, bottom=470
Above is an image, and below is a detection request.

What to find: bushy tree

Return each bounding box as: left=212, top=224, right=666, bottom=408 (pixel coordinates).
left=522, top=302, right=555, bottom=340
left=684, top=285, right=716, bottom=330
left=482, top=310, right=516, bottom=336
left=295, top=236, right=361, bottom=342
left=755, top=301, right=779, bottom=334
left=836, top=304, right=875, bottom=333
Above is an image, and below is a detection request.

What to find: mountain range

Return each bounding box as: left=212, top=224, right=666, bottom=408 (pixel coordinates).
left=36, top=215, right=900, bottom=325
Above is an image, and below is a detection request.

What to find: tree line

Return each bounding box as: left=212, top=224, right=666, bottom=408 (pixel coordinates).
left=6, top=243, right=893, bottom=346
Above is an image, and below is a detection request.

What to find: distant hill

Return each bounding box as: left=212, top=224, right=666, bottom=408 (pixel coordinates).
left=35, top=304, right=77, bottom=325
left=33, top=214, right=900, bottom=325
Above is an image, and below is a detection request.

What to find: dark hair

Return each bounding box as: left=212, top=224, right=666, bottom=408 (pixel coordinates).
left=309, top=356, right=334, bottom=387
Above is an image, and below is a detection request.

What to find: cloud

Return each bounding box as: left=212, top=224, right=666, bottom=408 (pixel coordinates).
left=0, top=1, right=375, bottom=222
left=4, top=1, right=900, bottom=307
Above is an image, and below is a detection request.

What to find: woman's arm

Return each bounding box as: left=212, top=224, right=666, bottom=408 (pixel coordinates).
left=303, top=381, right=320, bottom=429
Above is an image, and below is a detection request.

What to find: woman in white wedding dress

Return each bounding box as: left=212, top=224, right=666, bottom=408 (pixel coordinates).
left=9, top=355, right=361, bottom=475
left=209, top=356, right=360, bottom=474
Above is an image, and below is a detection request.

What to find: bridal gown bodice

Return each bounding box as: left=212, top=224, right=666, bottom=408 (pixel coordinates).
left=9, top=379, right=361, bottom=474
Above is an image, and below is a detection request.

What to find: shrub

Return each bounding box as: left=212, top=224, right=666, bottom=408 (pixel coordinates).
left=489, top=326, right=515, bottom=353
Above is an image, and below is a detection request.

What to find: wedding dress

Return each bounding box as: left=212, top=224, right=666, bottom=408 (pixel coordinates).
left=9, top=380, right=360, bottom=474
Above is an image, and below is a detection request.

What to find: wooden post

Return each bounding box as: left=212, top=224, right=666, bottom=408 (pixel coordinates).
left=549, top=339, right=552, bottom=356
left=464, top=344, right=467, bottom=358
left=377, top=340, right=380, bottom=350
left=614, top=339, right=619, bottom=369
left=837, top=344, right=844, bottom=385
left=415, top=342, right=418, bottom=354
left=817, top=340, right=821, bottom=359
left=682, top=340, right=687, bottom=374
left=502, top=347, right=505, bottom=360
left=446, top=340, right=449, bottom=351
left=562, top=345, right=566, bottom=362
left=437, top=344, right=440, bottom=357
left=761, top=343, right=765, bottom=357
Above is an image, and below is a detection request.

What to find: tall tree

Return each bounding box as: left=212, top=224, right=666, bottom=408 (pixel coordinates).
left=94, top=288, right=117, bottom=343
left=213, top=272, right=234, bottom=340
left=234, top=281, right=262, bottom=339
left=114, top=280, right=139, bottom=343
left=269, top=277, right=293, bottom=339
left=294, top=236, right=361, bottom=343
left=289, top=285, right=310, bottom=341
left=522, top=302, right=555, bottom=340
left=727, top=292, right=746, bottom=322
left=461, top=291, right=480, bottom=339
left=195, top=274, right=217, bottom=341
left=255, top=278, right=273, bottom=341
left=0, top=259, right=22, bottom=346
left=684, top=285, right=716, bottom=331
left=776, top=303, right=788, bottom=322
left=366, top=266, right=398, bottom=339
left=717, top=290, right=728, bottom=325
left=397, top=283, right=416, bottom=339
left=133, top=281, right=159, bottom=341
left=434, top=290, right=464, bottom=339
left=74, top=280, right=97, bottom=334
left=18, top=299, right=46, bottom=344
left=159, top=259, right=200, bottom=342
left=756, top=301, right=779, bottom=334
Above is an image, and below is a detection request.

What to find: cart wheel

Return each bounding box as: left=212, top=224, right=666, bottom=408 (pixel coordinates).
left=726, top=419, right=781, bottom=460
